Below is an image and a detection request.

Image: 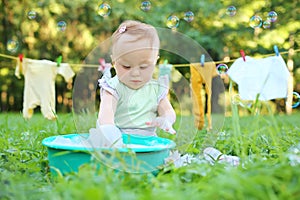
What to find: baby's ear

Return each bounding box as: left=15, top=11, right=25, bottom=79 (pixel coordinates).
left=155, top=55, right=160, bottom=64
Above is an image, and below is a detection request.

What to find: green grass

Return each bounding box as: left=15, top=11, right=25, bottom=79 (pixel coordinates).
left=0, top=111, right=300, bottom=200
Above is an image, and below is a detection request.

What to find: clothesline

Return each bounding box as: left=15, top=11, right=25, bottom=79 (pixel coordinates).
left=0, top=48, right=299, bottom=68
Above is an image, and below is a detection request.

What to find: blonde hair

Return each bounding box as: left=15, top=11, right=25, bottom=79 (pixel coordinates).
left=111, top=20, right=160, bottom=62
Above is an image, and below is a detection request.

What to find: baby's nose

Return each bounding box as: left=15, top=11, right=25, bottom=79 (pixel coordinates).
left=130, top=68, right=140, bottom=76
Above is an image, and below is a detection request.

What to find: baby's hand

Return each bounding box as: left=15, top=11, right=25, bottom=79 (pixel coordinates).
left=87, top=125, right=123, bottom=148
left=146, top=117, right=176, bottom=134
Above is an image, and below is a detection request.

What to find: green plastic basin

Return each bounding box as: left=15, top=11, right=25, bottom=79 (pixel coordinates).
left=42, top=133, right=176, bottom=175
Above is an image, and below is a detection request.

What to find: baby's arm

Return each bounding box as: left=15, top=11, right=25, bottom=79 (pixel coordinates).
left=157, top=97, right=176, bottom=125
left=98, top=90, right=117, bottom=125
left=87, top=90, right=123, bottom=148
left=146, top=97, right=176, bottom=134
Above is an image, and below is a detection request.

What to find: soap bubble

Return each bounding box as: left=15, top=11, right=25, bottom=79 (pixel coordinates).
left=267, top=11, right=277, bottom=22
left=249, top=15, right=262, bottom=28
left=231, top=94, right=252, bottom=108
left=97, top=3, right=111, bottom=17
left=262, top=20, right=271, bottom=29
left=216, top=64, right=228, bottom=74
left=73, top=27, right=226, bottom=173
left=232, top=94, right=242, bottom=106
left=27, top=10, right=37, bottom=20
left=7, top=39, right=19, bottom=53
left=166, top=15, right=179, bottom=29
left=183, top=11, right=194, bottom=22
left=226, top=6, right=236, bottom=16
left=291, top=92, right=300, bottom=108
left=57, top=21, right=67, bottom=31
left=140, top=1, right=151, bottom=12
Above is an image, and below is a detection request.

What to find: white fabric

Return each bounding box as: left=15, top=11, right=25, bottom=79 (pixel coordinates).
left=227, top=55, right=289, bottom=101
left=15, top=58, right=75, bottom=119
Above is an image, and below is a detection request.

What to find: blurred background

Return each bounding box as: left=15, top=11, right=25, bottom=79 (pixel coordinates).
left=0, top=0, right=299, bottom=115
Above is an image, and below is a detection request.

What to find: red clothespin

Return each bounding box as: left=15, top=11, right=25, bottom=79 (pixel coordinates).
left=18, top=54, right=23, bottom=62
left=200, top=54, right=205, bottom=67
left=18, top=54, right=24, bottom=74
left=240, top=50, right=246, bottom=62
left=273, top=45, right=279, bottom=56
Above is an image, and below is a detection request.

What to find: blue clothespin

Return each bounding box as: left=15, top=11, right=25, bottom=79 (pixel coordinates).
left=273, top=45, right=279, bottom=56
left=200, top=54, right=205, bottom=67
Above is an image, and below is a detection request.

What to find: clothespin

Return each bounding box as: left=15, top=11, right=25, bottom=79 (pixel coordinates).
left=98, top=58, right=112, bottom=72
left=240, top=50, right=246, bottom=62
left=273, top=45, right=279, bottom=56
left=98, top=58, right=106, bottom=71
left=18, top=54, right=24, bottom=74
left=18, top=54, right=23, bottom=62
left=56, top=55, right=62, bottom=67
left=200, top=54, right=205, bottom=67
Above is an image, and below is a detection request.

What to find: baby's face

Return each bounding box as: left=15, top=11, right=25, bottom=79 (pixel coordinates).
left=114, top=49, right=158, bottom=89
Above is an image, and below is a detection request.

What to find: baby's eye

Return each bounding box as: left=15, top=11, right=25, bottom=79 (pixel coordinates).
left=122, top=65, right=131, bottom=69
left=140, top=65, right=148, bottom=69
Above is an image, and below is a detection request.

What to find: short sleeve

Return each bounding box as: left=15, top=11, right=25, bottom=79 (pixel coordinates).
left=57, top=63, right=75, bottom=82
left=98, top=76, right=119, bottom=99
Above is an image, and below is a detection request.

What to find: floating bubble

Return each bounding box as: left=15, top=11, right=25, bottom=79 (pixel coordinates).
left=166, top=15, right=179, bottom=29
left=291, top=92, right=300, bottom=108
left=27, top=10, right=37, bottom=20
left=226, top=6, right=236, bottom=16
left=231, top=94, right=252, bottom=108
left=232, top=94, right=242, bottom=106
left=183, top=11, right=194, bottom=22
left=216, top=63, right=228, bottom=74
left=72, top=27, right=226, bottom=171
left=140, top=1, right=151, bottom=12
left=57, top=21, right=67, bottom=31
left=7, top=39, right=19, bottom=53
left=267, top=11, right=277, bottom=22
left=249, top=15, right=262, bottom=28
left=97, top=3, right=111, bottom=17
left=262, top=20, right=271, bottom=29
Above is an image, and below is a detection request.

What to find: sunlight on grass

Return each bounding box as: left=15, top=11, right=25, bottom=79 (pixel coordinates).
left=0, top=110, right=300, bottom=199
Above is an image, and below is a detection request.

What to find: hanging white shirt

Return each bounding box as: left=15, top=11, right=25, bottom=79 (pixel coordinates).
left=15, top=58, right=75, bottom=119
left=227, top=55, right=289, bottom=101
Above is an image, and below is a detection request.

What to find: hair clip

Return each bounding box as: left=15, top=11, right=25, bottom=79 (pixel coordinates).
left=119, top=25, right=126, bottom=33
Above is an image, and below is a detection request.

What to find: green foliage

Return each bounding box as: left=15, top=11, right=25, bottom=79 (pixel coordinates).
left=0, top=112, right=300, bottom=199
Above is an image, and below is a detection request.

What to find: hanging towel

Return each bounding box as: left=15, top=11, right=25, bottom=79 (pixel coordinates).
left=227, top=55, right=289, bottom=101
left=190, top=62, right=219, bottom=130
left=15, top=58, right=75, bottom=119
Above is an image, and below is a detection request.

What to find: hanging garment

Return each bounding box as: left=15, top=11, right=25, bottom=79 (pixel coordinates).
left=227, top=55, right=289, bottom=101
left=190, top=62, right=219, bottom=130
left=159, top=63, right=173, bottom=80
left=15, top=58, right=75, bottom=119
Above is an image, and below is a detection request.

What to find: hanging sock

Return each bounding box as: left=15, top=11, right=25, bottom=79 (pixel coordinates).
left=190, top=62, right=218, bottom=130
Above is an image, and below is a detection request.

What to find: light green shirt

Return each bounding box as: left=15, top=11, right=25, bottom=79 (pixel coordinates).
left=100, top=75, right=168, bottom=135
